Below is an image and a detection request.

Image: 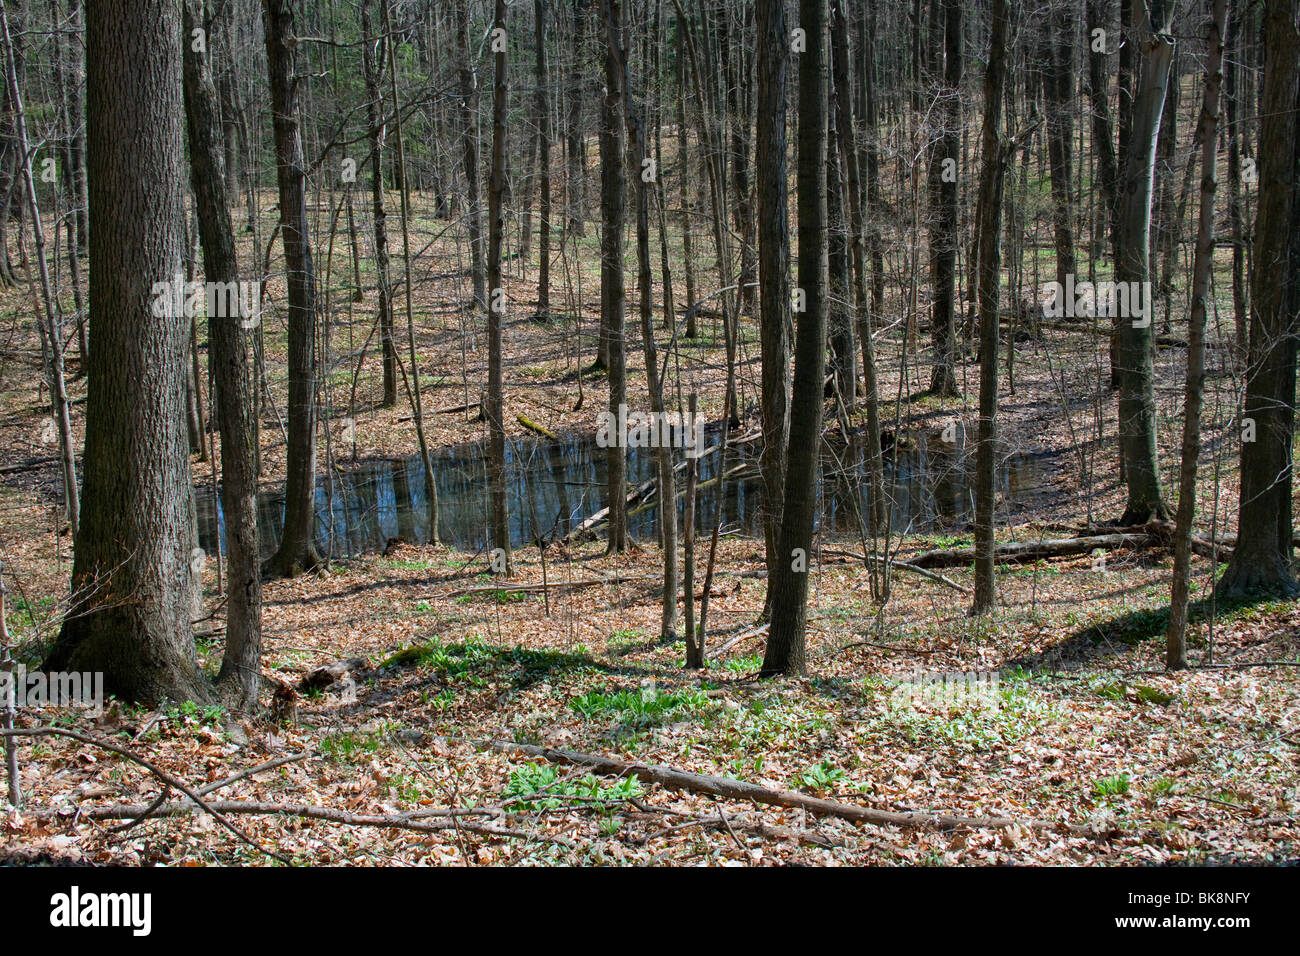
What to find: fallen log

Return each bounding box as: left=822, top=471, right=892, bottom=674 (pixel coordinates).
left=517, top=414, right=558, bottom=440
left=482, top=740, right=1095, bottom=835
left=820, top=548, right=971, bottom=593
left=908, top=531, right=1156, bottom=569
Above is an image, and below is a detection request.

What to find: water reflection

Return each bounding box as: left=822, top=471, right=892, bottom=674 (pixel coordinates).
left=197, top=430, right=1044, bottom=559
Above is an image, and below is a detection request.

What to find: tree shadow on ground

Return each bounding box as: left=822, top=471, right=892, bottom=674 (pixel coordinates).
left=1003, top=591, right=1294, bottom=675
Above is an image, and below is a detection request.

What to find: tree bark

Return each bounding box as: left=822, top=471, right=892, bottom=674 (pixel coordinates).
left=755, top=0, right=791, bottom=614
left=1166, top=0, right=1227, bottom=669
left=1217, top=0, right=1300, bottom=598
left=600, top=0, right=627, bottom=554
left=761, top=0, right=828, bottom=677
left=1114, top=1, right=1173, bottom=525
left=262, top=0, right=322, bottom=577
left=361, top=0, right=398, bottom=409
left=45, top=0, right=210, bottom=705
left=487, top=0, right=511, bottom=574
left=971, top=0, right=1011, bottom=615
left=182, top=0, right=262, bottom=708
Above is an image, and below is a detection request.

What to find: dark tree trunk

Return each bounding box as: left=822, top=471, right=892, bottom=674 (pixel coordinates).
left=1167, top=0, right=1227, bottom=669
left=600, top=0, right=627, bottom=554
left=1217, top=0, right=1300, bottom=598
left=263, top=0, right=322, bottom=577
left=761, top=0, right=828, bottom=677
left=534, top=0, right=552, bottom=319
left=617, top=4, right=677, bottom=642
left=971, top=0, right=1011, bottom=615
left=487, top=0, right=511, bottom=574
left=1042, top=4, right=1076, bottom=291
left=44, top=0, right=211, bottom=705
left=362, top=0, right=398, bottom=408
left=831, top=3, right=886, bottom=550
left=928, top=0, right=961, bottom=397
left=755, top=0, right=790, bottom=615
left=1086, top=0, right=1120, bottom=268
left=456, top=3, right=486, bottom=312
left=182, top=0, right=262, bottom=708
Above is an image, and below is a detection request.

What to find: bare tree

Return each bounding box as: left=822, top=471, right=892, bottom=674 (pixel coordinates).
left=1166, top=0, right=1228, bottom=668
left=761, top=0, right=829, bottom=677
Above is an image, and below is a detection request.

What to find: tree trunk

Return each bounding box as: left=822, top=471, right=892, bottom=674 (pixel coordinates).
left=181, top=0, right=262, bottom=708
left=761, top=0, right=828, bottom=677
left=1166, top=0, right=1227, bottom=669
left=1217, top=0, right=1300, bottom=598
left=486, top=0, right=511, bottom=574
left=44, top=0, right=210, bottom=705
left=362, top=0, right=398, bottom=409
left=928, top=0, right=961, bottom=397
left=456, top=3, right=486, bottom=312
left=263, top=0, right=322, bottom=577
left=617, top=6, right=677, bottom=641
left=1042, top=6, right=1076, bottom=291
left=755, top=0, right=791, bottom=614
left=1086, top=0, right=1120, bottom=270
left=971, top=0, right=1011, bottom=615
left=534, top=0, right=552, bottom=319
left=1114, top=1, right=1173, bottom=525
left=601, top=0, right=627, bottom=554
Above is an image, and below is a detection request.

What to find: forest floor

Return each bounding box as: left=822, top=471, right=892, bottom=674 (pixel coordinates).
left=0, top=190, right=1297, bottom=864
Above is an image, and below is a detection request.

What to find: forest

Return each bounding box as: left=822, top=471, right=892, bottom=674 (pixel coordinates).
left=0, top=0, right=1295, bottom=876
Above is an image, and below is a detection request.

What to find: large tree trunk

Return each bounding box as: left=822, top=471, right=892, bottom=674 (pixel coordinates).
left=971, top=0, right=1011, bottom=615
left=263, top=0, right=322, bottom=577
left=44, top=0, right=210, bottom=705
left=755, top=0, right=790, bottom=617
left=761, top=0, right=828, bottom=677
left=1166, top=0, right=1227, bottom=669
left=600, top=0, right=627, bottom=554
left=486, top=0, right=511, bottom=574
left=1114, top=1, right=1173, bottom=525
left=181, top=0, right=262, bottom=708
left=1217, top=0, right=1300, bottom=598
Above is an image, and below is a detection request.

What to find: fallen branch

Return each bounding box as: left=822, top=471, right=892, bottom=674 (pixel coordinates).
left=0, top=726, right=289, bottom=862
left=21, top=798, right=573, bottom=848
left=481, top=740, right=1095, bottom=835
left=442, top=572, right=657, bottom=600
left=707, top=623, right=769, bottom=659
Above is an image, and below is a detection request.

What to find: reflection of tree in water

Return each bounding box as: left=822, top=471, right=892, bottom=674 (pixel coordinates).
left=196, top=431, right=1044, bottom=559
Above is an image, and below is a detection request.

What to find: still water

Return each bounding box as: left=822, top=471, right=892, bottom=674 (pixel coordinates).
left=196, top=430, right=1044, bottom=559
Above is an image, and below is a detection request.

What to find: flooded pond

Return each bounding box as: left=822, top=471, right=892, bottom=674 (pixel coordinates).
left=196, top=429, right=1046, bottom=559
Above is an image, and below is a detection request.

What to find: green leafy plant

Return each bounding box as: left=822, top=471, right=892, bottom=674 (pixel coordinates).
left=502, top=762, right=642, bottom=812
left=1092, top=773, right=1131, bottom=799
